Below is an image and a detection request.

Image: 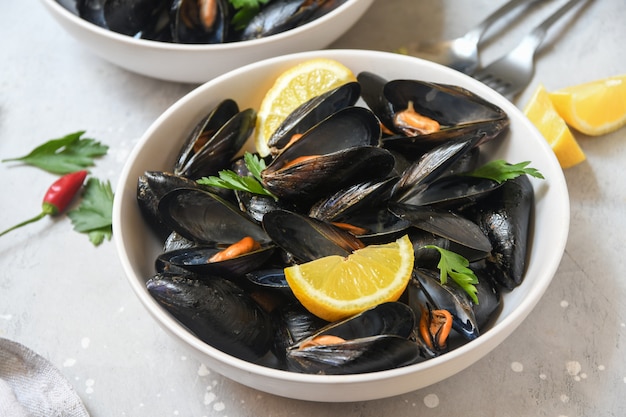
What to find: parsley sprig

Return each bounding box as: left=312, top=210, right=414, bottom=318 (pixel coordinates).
left=67, top=177, right=114, bottom=246
left=197, top=152, right=277, bottom=200
left=424, top=245, right=479, bottom=304
left=230, top=0, right=271, bottom=30
left=2, top=131, right=109, bottom=175
left=465, top=159, right=544, bottom=184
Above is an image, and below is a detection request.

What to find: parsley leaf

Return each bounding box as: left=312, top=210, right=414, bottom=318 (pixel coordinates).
left=67, top=177, right=114, bottom=246
left=197, top=152, right=277, bottom=200
left=465, top=160, right=544, bottom=184
left=424, top=245, right=479, bottom=304
left=229, top=0, right=271, bottom=30
left=2, top=131, right=109, bottom=175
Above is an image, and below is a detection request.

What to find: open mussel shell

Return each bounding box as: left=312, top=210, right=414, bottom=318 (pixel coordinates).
left=392, top=135, right=480, bottom=203
left=309, top=177, right=397, bottom=222
left=261, top=106, right=394, bottom=202
left=263, top=146, right=395, bottom=203
left=285, top=302, right=421, bottom=374
left=174, top=101, right=255, bottom=179
left=412, top=268, right=479, bottom=341
left=262, top=209, right=364, bottom=262
left=156, top=243, right=275, bottom=279
left=272, top=302, right=329, bottom=361
left=146, top=272, right=274, bottom=363
left=170, top=0, right=229, bottom=44
left=336, top=208, right=411, bottom=243
left=407, top=175, right=502, bottom=209
left=383, top=79, right=508, bottom=138
left=245, top=268, right=292, bottom=294
left=357, top=71, right=394, bottom=132
left=158, top=188, right=271, bottom=245
left=267, top=81, right=361, bottom=155
left=390, top=205, right=492, bottom=262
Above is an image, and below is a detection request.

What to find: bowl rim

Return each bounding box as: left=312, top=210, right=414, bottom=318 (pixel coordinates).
left=113, top=49, right=570, bottom=391
left=42, top=0, right=367, bottom=51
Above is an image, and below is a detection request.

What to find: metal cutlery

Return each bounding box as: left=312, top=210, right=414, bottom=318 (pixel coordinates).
left=472, top=0, right=589, bottom=99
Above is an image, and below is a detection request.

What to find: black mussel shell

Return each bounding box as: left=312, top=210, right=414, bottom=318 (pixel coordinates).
left=245, top=268, right=291, bottom=293
left=158, top=188, right=271, bottom=245
left=412, top=268, right=479, bottom=341
left=262, top=210, right=364, bottom=262
left=105, top=0, right=169, bottom=36
left=272, top=303, right=329, bottom=361
left=462, top=175, right=534, bottom=290
left=309, top=177, right=398, bottom=222
left=383, top=79, right=508, bottom=137
left=406, top=175, right=501, bottom=209
left=392, top=135, right=480, bottom=203
left=287, top=335, right=421, bottom=375
left=146, top=272, right=273, bottom=362
left=390, top=205, right=492, bottom=261
left=156, top=244, right=275, bottom=279
left=286, top=302, right=420, bottom=374
left=262, top=146, right=395, bottom=203
left=470, top=260, right=502, bottom=329
left=267, top=81, right=361, bottom=154
left=170, top=0, right=229, bottom=44
left=174, top=99, right=239, bottom=176
left=137, top=171, right=209, bottom=239
left=240, top=0, right=318, bottom=40
left=357, top=71, right=394, bottom=131
left=175, top=105, right=256, bottom=179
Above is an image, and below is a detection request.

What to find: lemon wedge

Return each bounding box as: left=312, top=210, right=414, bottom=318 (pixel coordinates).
left=284, top=235, right=414, bottom=322
left=549, top=75, right=626, bottom=136
left=524, top=84, right=585, bottom=169
left=254, top=58, right=357, bottom=157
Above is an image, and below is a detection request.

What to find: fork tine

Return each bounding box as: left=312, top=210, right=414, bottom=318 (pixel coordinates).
left=472, top=0, right=588, bottom=99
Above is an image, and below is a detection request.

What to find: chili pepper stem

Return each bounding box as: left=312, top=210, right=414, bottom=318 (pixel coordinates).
left=0, top=206, right=55, bottom=237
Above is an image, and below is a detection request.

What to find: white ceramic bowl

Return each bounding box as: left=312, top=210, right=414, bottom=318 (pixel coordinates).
left=113, top=49, right=570, bottom=402
left=40, top=0, right=374, bottom=84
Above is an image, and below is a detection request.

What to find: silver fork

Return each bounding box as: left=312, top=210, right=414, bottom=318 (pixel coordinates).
left=405, top=0, right=536, bottom=75
left=473, top=0, right=588, bottom=99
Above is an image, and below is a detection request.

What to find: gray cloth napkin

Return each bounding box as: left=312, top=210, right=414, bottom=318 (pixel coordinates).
left=0, top=338, right=90, bottom=417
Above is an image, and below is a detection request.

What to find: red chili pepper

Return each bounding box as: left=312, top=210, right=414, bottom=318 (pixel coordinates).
left=0, top=170, right=88, bottom=237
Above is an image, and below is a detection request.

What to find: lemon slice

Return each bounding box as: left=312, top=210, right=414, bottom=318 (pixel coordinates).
left=284, top=235, right=414, bottom=322
left=254, top=58, right=357, bottom=157
left=548, top=75, right=626, bottom=136
left=523, top=84, right=585, bottom=169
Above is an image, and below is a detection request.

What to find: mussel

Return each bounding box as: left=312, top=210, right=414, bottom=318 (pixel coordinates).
left=285, top=302, right=421, bottom=374
left=146, top=272, right=274, bottom=362
left=170, top=0, right=229, bottom=44
left=260, top=106, right=394, bottom=203
left=462, top=175, right=535, bottom=290
left=174, top=100, right=256, bottom=179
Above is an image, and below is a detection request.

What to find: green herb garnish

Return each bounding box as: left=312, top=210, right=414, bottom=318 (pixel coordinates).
left=466, top=159, right=544, bottom=184
left=2, top=131, right=109, bottom=175
left=197, top=152, right=277, bottom=200
left=67, top=177, right=114, bottom=246
left=424, top=245, right=479, bottom=304
left=229, top=0, right=271, bottom=31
